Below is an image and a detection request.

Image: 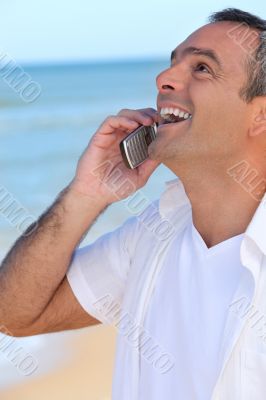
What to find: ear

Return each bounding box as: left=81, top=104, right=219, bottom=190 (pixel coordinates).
left=249, top=99, right=266, bottom=137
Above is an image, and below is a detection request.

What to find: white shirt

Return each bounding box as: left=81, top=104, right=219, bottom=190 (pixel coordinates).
left=66, top=177, right=266, bottom=400
left=139, top=218, right=250, bottom=399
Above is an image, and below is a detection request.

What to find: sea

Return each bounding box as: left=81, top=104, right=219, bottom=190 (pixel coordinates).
left=0, top=59, right=176, bottom=389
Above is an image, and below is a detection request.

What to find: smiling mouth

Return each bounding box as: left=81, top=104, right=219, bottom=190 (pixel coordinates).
left=159, top=107, right=192, bottom=126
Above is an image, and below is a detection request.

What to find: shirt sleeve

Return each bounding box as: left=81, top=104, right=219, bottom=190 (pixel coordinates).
left=66, top=215, right=139, bottom=325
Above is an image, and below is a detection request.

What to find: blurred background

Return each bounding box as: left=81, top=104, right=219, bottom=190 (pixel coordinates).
left=0, top=0, right=264, bottom=399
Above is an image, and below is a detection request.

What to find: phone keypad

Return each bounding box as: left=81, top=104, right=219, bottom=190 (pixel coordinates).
left=122, top=124, right=157, bottom=168
left=128, top=131, right=148, bottom=165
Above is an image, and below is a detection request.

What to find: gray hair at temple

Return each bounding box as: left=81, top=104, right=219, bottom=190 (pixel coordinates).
left=209, top=8, right=266, bottom=103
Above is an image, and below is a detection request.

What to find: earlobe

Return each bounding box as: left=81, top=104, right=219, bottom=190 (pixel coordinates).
left=250, top=108, right=266, bottom=137
left=255, top=113, right=266, bottom=123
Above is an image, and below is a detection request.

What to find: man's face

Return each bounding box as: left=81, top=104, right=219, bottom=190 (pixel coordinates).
left=149, top=22, right=257, bottom=174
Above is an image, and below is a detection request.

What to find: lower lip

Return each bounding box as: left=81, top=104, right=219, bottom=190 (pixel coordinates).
left=157, top=119, right=191, bottom=131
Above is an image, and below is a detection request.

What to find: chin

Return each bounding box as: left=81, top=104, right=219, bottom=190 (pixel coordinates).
left=148, top=145, right=175, bottom=166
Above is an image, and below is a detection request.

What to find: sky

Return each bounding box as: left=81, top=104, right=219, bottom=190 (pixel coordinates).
left=0, top=0, right=265, bottom=65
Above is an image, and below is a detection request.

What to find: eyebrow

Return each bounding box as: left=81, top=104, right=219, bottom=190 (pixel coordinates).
left=170, top=46, right=223, bottom=69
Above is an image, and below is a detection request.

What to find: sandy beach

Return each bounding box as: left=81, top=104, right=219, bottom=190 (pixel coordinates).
left=0, top=325, right=116, bottom=400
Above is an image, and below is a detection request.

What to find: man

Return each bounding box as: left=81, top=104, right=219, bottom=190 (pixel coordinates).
left=0, top=7, right=266, bottom=400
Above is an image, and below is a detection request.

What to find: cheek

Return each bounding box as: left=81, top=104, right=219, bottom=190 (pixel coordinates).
left=190, top=95, right=248, bottom=156
left=215, top=101, right=248, bottom=139
left=193, top=92, right=246, bottom=137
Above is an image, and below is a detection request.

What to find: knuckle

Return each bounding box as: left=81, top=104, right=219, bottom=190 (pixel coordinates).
left=117, top=108, right=130, bottom=115
left=98, top=115, right=116, bottom=128
left=105, top=115, right=116, bottom=121
left=138, top=107, right=155, bottom=113
left=143, top=107, right=156, bottom=112
left=136, top=110, right=153, bottom=119
left=101, top=115, right=111, bottom=123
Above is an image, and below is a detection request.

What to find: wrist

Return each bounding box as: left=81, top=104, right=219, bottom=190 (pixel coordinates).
left=67, top=179, right=110, bottom=208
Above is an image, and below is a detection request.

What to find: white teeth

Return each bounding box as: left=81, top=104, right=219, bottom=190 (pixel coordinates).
left=160, top=107, right=192, bottom=120
left=173, top=109, right=179, bottom=116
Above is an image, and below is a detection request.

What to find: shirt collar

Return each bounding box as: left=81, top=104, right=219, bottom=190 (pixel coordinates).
left=244, top=193, right=266, bottom=256
left=159, top=177, right=191, bottom=219
left=159, top=176, right=266, bottom=257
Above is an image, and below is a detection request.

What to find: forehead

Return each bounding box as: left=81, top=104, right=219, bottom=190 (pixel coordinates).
left=174, top=22, right=258, bottom=74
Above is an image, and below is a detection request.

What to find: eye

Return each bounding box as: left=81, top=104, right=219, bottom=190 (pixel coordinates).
left=194, top=63, right=211, bottom=74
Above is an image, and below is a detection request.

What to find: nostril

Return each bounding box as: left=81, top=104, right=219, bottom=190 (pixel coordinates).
left=162, top=84, right=174, bottom=90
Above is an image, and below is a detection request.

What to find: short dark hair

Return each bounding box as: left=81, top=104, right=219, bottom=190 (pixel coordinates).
left=208, top=8, right=266, bottom=102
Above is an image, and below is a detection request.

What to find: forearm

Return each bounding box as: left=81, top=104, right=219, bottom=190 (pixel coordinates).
left=0, top=182, right=108, bottom=331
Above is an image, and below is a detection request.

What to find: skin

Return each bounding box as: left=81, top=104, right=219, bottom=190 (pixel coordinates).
left=1, top=21, right=266, bottom=336
left=148, top=21, right=266, bottom=247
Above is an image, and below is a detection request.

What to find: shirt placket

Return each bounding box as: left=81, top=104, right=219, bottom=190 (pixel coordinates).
left=211, top=244, right=262, bottom=400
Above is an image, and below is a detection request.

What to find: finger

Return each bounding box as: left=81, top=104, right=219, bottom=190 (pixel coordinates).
left=117, top=109, right=153, bottom=125
left=97, top=116, right=139, bottom=135
left=138, top=108, right=160, bottom=124
left=139, top=108, right=159, bottom=118
left=117, top=108, right=159, bottom=125
left=142, top=108, right=160, bottom=123
left=118, top=107, right=157, bottom=117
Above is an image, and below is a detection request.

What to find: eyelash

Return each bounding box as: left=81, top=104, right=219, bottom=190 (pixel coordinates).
left=169, top=60, right=213, bottom=76
left=194, top=63, right=211, bottom=74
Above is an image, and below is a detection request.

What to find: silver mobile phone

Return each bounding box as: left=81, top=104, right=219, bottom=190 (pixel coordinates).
left=119, top=122, right=158, bottom=169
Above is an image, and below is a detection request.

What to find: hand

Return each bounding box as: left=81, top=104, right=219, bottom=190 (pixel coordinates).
left=70, top=108, right=161, bottom=205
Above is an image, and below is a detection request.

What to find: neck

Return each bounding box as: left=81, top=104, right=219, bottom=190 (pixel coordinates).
left=172, top=159, right=265, bottom=249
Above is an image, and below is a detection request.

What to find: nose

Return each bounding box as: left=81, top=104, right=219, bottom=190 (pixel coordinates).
left=156, top=65, right=186, bottom=93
